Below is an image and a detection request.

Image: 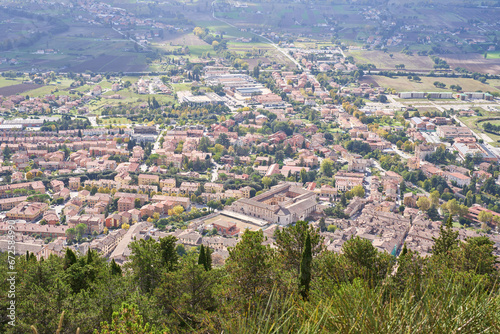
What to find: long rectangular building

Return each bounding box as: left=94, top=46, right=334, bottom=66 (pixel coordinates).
left=227, top=182, right=317, bottom=225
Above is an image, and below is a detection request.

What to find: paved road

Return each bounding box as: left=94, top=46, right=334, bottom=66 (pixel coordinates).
left=211, top=1, right=302, bottom=70
left=453, top=115, right=500, bottom=157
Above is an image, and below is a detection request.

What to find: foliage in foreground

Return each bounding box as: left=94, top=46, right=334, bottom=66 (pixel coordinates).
left=0, top=220, right=498, bottom=333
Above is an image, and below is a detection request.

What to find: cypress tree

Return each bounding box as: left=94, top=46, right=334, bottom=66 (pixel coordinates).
left=198, top=245, right=206, bottom=268
left=205, top=247, right=212, bottom=271
left=299, top=233, right=312, bottom=300
left=63, top=248, right=77, bottom=270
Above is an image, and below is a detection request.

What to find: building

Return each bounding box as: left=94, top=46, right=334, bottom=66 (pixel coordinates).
left=436, top=126, right=473, bottom=139
left=334, top=171, right=364, bottom=192
left=0, top=196, right=28, bottom=211
left=138, top=174, right=160, bottom=185
left=134, top=126, right=158, bottom=135
left=213, top=221, right=240, bottom=237
left=228, top=182, right=317, bottom=225
left=6, top=202, right=49, bottom=221
left=69, top=177, right=81, bottom=191
left=452, top=142, right=498, bottom=162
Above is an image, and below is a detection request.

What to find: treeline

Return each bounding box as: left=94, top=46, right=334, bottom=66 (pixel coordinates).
left=482, top=122, right=500, bottom=135
left=1, top=218, right=499, bottom=333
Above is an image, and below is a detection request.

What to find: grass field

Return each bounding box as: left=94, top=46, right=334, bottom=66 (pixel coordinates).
left=362, top=75, right=500, bottom=93
left=348, top=50, right=435, bottom=71
left=459, top=110, right=500, bottom=146
left=0, top=78, right=23, bottom=88
left=486, top=51, right=500, bottom=60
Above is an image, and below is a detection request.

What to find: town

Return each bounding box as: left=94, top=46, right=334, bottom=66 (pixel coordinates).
left=1, top=0, right=500, bottom=332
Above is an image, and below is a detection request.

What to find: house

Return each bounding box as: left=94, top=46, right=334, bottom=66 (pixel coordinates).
left=213, top=221, right=240, bottom=236
left=6, top=202, right=49, bottom=221
left=138, top=174, right=159, bottom=185
left=105, top=213, right=122, bottom=228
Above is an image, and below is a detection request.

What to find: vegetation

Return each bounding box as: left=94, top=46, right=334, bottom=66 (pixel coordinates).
left=2, top=219, right=499, bottom=333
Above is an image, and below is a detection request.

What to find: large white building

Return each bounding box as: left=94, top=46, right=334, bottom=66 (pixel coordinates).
left=227, top=182, right=317, bottom=225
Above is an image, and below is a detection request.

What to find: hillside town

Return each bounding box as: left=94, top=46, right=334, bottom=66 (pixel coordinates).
left=1, top=57, right=500, bottom=265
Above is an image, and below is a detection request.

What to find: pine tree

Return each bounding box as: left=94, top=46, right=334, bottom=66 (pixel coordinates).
left=299, top=233, right=312, bottom=300
left=432, top=214, right=459, bottom=255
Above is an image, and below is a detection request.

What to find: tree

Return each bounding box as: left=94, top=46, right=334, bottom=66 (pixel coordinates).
left=127, top=236, right=178, bottom=293
left=110, top=259, right=122, bottom=276
left=63, top=248, right=77, bottom=270
left=96, top=303, right=158, bottom=334
left=417, top=197, right=430, bottom=211
left=134, top=198, right=141, bottom=209
left=320, top=158, right=334, bottom=177
left=478, top=210, right=493, bottom=223
left=65, top=228, right=76, bottom=240
left=172, top=205, right=184, bottom=216
left=432, top=215, right=459, bottom=256
left=216, top=133, right=230, bottom=148
left=262, top=176, right=272, bottom=189
left=299, top=233, right=312, bottom=300
left=430, top=190, right=440, bottom=207
left=198, top=245, right=206, bottom=268
left=274, top=220, right=323, bottom=275
left=26, top=171, right=33, bottom=180
left=75, top=223, right=86, bottom=239
left=350, top=185, right=365, bottom=198
left=225, top=230, right=276, bottom=302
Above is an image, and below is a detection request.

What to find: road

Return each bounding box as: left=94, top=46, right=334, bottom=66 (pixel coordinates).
left=453, top=115, right=500, bottom=158
left=112, top=27, right=148, bottom=49
left=211, top=1, right=302, bottom=70
left=390, top=145, right=413, bottom=160
left=211, top=161, right=221, bottom=182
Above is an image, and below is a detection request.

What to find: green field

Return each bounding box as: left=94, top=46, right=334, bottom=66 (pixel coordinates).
left=459, top=109, right=500, bottom=146
left=486, top=51, right=500, bottom=59
left=0, top=78, right=23, bottom=88
left=363, top=75, right=500, bottom=93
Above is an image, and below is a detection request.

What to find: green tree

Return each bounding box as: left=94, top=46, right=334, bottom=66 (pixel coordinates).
left=417, top=197, right=431, bottom=211
left=299, top=232, right=312, bottom=300
left=63, top=248, right=77, bottom=270
left=225, top=230, right=276, bottom=302
left=320, top=158, right=334, bottom=177
left=262, top=176, right=272, bottom=189
left=110, top=259, right=122, bottom=276
left=95, top=303, right=159, bottom=334
left=274, top=220, right=323, bottom=275
left=198, top=245, right=206, bottom=267
left=432, top=215, right=459, bottom=256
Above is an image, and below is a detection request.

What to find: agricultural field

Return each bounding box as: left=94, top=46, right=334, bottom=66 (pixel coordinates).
left=486, top=51, right=500, bottom=60
left=347, top=50, right=435, bottom=71
left=0, top=22, right=149, bottom=72
left=361, top=75, right=500, bottom=93
left=0, top=83, right=43, bottom=97
left=0, top=78, right=23, bottom=88
left=438, top=53, right=500, bottom=75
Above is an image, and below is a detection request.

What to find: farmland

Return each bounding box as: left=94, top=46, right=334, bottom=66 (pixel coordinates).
left=347, top=50, right=435, bottom=71
left=439, top=53, right=500, bottom=75
left=361, top=76, right=500, bottom=93
left=0, top=83, right=43, bottom=97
